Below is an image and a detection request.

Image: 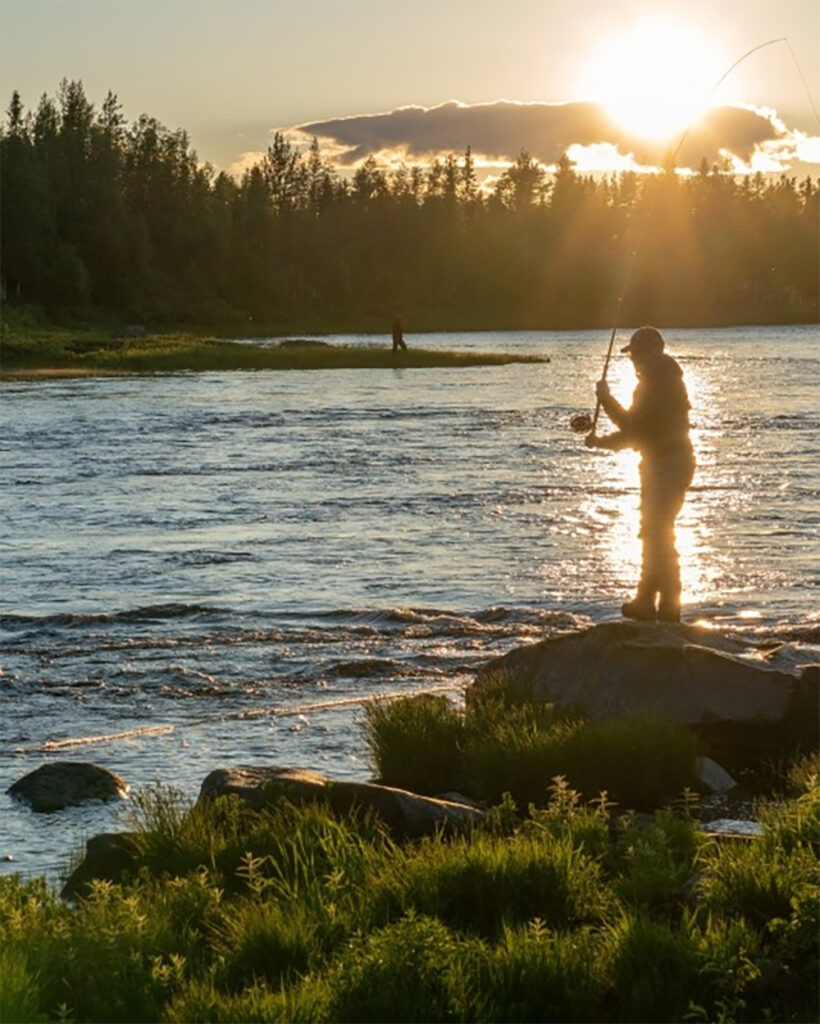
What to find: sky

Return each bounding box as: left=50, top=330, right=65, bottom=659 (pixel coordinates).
left=1, top=0, right=819, bottom=179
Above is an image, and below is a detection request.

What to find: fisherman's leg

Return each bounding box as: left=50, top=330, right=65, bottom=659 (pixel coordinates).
left=623, top=468, right=660, bottom=620
left=654, top=477, right=691, bottom=621
left=654, top=522, right=682, bottom=622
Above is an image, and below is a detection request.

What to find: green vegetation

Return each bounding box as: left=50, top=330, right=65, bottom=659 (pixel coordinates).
left=364, top=693, right=700, bottom=810
left=1, top=768, right=817, bottom=1023
left=1, top=699, right=817, bottom=1022
left=2, top=81, right=818, bottom=333
left=0, top=307, right=544, bottom=377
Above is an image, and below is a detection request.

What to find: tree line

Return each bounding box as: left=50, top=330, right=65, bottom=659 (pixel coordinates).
left=1, top=80, right=818, bottom=329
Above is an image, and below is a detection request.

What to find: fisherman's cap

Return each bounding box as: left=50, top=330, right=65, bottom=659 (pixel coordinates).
left=621, top=326, right=664, bottom=354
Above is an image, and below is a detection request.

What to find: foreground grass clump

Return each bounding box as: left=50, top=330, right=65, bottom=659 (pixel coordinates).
left=0, top=310, right=545, bottom=377
left=1, top=766, right=817, bottom=1023
left=365, top=693, right=700, bottom=810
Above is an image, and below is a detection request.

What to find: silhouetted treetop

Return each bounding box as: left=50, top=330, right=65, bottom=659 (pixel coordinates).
left=1, top=81, right=817, bottom=326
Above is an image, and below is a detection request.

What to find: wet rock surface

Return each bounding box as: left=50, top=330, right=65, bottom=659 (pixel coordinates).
left=7, top=761, right=130, bottom=813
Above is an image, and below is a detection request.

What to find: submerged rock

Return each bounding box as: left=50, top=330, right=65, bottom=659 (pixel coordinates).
left=7, top=761, right=130, bottom=813
left=198, top=765, right=484, bottom=839
left=472, top=621, right=812, bottom=725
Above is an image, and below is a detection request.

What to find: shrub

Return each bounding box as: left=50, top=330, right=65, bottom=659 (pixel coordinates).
left=613, top=806, right=702, bottom=915
left=325, top=912, right=465, bottom=1023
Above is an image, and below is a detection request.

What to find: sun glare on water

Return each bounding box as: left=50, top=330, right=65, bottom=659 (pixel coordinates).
left=577, top=19, right=724, bottom=142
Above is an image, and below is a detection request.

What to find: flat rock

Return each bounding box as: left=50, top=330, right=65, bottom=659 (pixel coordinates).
left=7, top=761, right=130, bottom=813
left=198, top=766, right=484, bottom=839
left=472, top=621, right=811, bottom=727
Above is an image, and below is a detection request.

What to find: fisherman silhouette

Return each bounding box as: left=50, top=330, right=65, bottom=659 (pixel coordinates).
left=585, top=326, right=695, bottom=622
left=392, top=315, right=407, bottom=352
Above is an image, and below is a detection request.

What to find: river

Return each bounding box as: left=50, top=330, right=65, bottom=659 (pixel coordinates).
left=1, top=324, right=818, bottom=879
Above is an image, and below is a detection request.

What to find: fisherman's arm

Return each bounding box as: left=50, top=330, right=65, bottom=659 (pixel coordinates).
left=595, top=380, right=629, bottom=427
left=585, top=430, right=628, bottom=450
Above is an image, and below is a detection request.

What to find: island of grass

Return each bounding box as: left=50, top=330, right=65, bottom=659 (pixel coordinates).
left=0, top=313, right=547, bottom=379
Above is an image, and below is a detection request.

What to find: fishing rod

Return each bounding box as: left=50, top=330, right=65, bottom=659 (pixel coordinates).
left=569, top=36, right=813, bottom=436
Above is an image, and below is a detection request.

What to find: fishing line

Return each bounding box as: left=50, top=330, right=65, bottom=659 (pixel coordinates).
left=571, top=36, right=817, bottom=436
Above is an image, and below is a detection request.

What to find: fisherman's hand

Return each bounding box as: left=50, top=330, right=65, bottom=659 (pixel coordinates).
left=595, top=379, right=610, bottom=401
left=584, top=431, right=600, bottom=448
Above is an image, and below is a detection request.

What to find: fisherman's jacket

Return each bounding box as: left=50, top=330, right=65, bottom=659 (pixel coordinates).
left=597, top=353, right=693, bottom=461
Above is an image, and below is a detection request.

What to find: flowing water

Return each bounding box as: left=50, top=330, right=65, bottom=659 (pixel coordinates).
left=1, top=324, right=818, bottom=879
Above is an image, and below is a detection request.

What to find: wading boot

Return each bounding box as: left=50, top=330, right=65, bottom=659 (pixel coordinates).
left=657, top=602, right=681, bottom=623
left=621, top=597, right=657, bottom=621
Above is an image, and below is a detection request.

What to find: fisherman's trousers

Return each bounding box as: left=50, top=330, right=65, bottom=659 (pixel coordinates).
left=637, top=448, right=695, bottom=609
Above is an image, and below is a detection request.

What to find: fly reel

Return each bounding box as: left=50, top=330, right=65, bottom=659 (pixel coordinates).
left=569, top=412, right=594, bottom=433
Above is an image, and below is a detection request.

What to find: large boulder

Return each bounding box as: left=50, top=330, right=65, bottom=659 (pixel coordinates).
left=198, top=766, right=484, bottom=839
left=472, top=621, right=817, bottom=734
left=7, top=761, right=130, bottom=813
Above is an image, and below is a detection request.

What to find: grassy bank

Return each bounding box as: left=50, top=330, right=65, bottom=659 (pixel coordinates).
left=0, top=309, right=546, bottom=378
left=1, top=698, right=817, bottom=1023
left=2, top=773, right=817, bottom=1023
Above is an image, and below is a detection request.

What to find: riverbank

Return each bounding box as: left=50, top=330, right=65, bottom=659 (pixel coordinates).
left=2, top=702, right=817, bottom=1023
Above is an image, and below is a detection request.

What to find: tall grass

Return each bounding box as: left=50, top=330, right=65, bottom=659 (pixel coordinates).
left=364, top=692, right=700, bottom=811
left=372, top=828, right=616, bottom=940
left=2, top=745, right=816, bottom=1022
left=363, top=694, right=462, bottom=794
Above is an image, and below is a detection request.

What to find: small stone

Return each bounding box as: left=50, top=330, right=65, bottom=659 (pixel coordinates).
left=696, top=756, right=737, bottom=793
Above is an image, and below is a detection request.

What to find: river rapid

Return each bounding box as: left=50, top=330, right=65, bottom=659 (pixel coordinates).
left=1, top=324, right=818, bottom=879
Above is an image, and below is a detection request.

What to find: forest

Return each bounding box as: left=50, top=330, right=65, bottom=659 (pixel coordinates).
left=1, top=80, right=818, bottom=331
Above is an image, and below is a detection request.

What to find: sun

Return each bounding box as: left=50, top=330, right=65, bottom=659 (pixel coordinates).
left=577, top=18, right=724, bottom=143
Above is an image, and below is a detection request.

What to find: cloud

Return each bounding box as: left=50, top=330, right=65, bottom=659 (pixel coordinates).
left=228, top=150, right=266, bottom=177
left=287, top=99, right=817, bottom=173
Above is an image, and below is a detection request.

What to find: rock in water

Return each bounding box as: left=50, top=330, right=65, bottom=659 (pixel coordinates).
left=8, top=761, right=130, bottom=813
left=472, top=621, right=810, bottom=727
left=198, top=766, right=484, bottom=838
